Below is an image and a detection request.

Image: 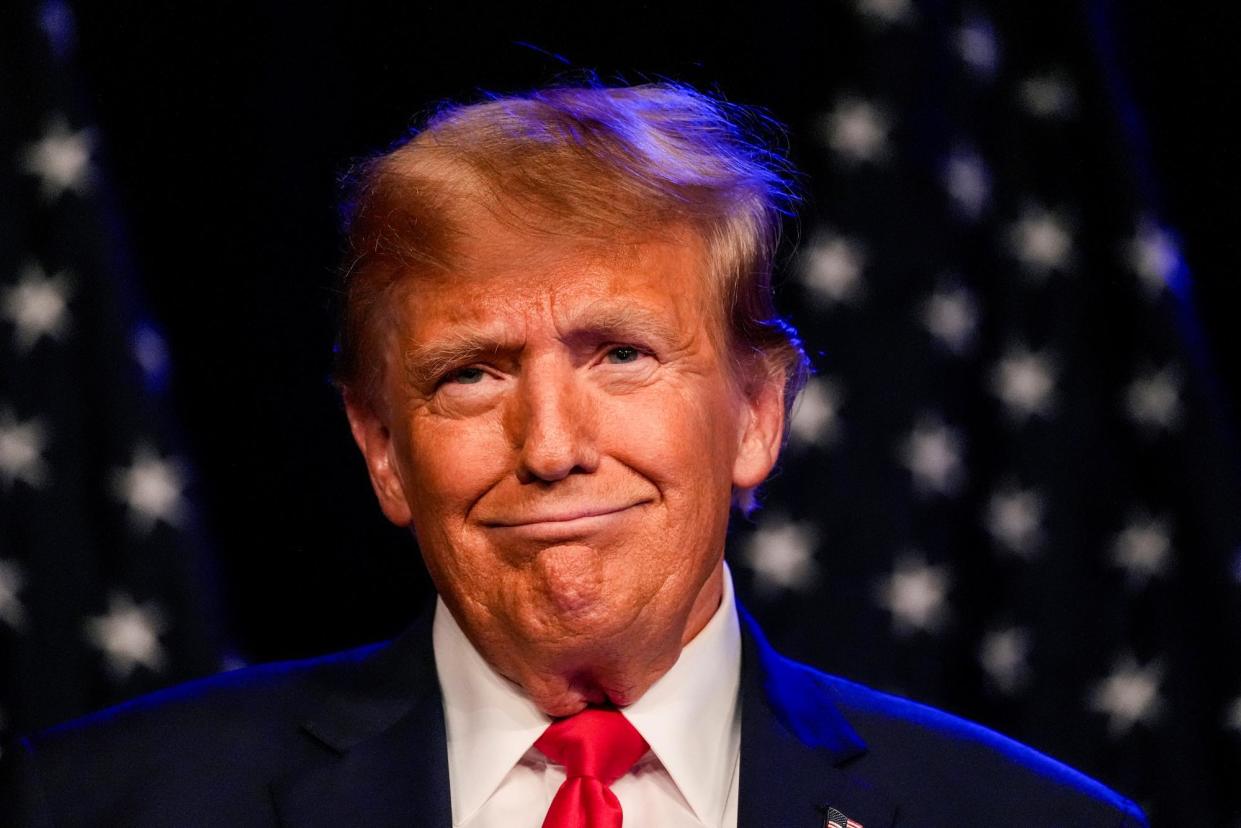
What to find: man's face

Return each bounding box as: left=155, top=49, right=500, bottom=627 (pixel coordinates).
left=346, top=221, right=783, bottom=714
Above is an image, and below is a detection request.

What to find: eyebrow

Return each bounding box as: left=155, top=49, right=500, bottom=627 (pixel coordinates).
left=402, top=332, right=519, bottom=388
left=401, top=304, right=684, bottom=388
left=558, top=304, right=683, bottom=348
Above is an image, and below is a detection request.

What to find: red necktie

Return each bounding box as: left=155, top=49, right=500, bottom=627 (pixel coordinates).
left=535, top=708, right=650, bottom=828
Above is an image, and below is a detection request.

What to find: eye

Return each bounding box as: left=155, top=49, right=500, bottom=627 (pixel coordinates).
left=444, top=366, right=486, bottom=385
left=604, top=345, right=644, bottom=364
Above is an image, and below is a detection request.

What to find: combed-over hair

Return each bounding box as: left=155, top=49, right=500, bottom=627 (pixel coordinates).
left=335, top=82, right=810, bottom=471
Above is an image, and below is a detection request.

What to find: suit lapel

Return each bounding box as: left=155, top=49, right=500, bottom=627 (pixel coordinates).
left=269, top=610, right=453, bottom=828
left=737, top=604, right=899, bottom=828
left=268, top=598, right=900, bottom=828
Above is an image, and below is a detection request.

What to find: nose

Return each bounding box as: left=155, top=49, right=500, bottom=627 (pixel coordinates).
left=510, top=357, right=599, bottom=484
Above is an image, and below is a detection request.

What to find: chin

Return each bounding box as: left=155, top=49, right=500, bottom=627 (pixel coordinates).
left=529, top=669, right=646, bottom=717
left=520, top=601, right=634, bottom=655
left=528, top=545, right=635, bottom=622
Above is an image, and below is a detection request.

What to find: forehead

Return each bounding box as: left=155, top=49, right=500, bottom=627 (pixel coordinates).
left=397, top=223, right=717, bottom=339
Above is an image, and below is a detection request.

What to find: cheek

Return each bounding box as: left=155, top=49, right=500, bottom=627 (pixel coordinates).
left=400, top=414, right=515, bottom=602
left=598, top=383, right=738, bottom=609
left=605, top=378, right=740, bottom=499
left=402, top=414, right=508, bottom=529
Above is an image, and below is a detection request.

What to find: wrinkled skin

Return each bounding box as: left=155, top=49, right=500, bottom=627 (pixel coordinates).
left=345, top=221, right=784, bottom=716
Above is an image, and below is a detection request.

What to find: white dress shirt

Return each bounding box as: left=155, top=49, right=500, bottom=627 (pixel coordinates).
left=433, top=563, right=742, bottom=828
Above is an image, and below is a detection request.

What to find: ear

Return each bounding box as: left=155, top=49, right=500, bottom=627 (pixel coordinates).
left=343, top=391, right=414, bottom=527
left=732, top=371, right=786, bottom=492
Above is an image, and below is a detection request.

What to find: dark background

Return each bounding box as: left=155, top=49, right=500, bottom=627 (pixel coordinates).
left=3, top=0, right=1238, bottom=823
left=67, top=0, right=1240, bottom=663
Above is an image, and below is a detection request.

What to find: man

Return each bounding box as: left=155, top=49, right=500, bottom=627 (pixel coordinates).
left=1, top=83, right=1146, bottom=826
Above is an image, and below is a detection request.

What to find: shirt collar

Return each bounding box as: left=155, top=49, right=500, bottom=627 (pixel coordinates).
left=622, top=563, right=741, bottom=827
left=433, top=562, right=742, bottom=827
left=434, top=595, right=550, bottom=825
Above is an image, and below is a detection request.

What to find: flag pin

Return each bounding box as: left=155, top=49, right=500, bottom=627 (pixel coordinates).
left=823, top=805, right=864, bottom=828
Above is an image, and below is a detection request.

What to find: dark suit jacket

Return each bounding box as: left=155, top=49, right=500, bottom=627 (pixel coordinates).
left=1, top=603, right=1147, bottom=827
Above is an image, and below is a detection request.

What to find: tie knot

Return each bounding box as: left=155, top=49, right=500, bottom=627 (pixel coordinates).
left=534, top=708, right=649, bottom=785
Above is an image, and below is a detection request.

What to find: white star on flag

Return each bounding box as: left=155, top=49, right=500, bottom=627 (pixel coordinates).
left=1008, top=207, right=1073, bottom=274
left=942, top=148, right=991, bottom=220
left=957, top=15, right=1000, bottom=79
left=1089, top=655, right=1163, bottom=737
left=744, top=518, right=820, bottom=594
left=991, top=345, right=1057, bottom=421
left=85, top=592, right=168, bottom=679
left=900, top=416, right=966, bottom=497
left=980, top=627, right=1032, bottom=694
left=985, top=486, right=1044, bottom=558
left=1126, top=366, right=1182, bottom=432
left=2, top=262, right=72, bottom=352
left=1111, top=513, right=1173, bottom=587
left=789, top=376, right=845, bottom=448
left=821, top=98, right=891, bottom=164
left=1019, top=73, right=1077, bottom=119
left=20, top=116, right=94, bottom=200
left=0, top=558, right=29, bottom=631
left=0, top=410, right=50, bottom=489
left=856, top=0, right=914, bottom=25
left=1126, top=220, right=1182, bottom=296
left=876, top=552, right=951, bottom=635
left=112, top=446, right=188, bottom=532
left=802, top=233, right=866, bottom=306
left=923, top=282, right=979, bottom=354
left=1226, top=695, right=1241, bottom=733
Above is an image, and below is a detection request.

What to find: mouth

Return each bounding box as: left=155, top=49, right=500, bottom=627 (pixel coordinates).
left=482, top=502, right=648, bottom=540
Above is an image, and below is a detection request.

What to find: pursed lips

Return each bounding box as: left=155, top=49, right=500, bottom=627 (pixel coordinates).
left=480, top=502, right=649, bottom=537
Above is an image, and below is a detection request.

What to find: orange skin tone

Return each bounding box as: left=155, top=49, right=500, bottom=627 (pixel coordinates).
left=346, top=221, right=785, bottom=717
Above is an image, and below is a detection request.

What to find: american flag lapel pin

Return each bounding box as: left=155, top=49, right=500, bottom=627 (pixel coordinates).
left=823, top=805, right=864, bottom=828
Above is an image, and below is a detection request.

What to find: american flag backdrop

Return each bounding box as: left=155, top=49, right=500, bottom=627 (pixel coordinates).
left=729, top=2, right=1241, bottom=825
left=1, top=0, right=1239, bottom=826
left=0, top=0, right=225, bottom=752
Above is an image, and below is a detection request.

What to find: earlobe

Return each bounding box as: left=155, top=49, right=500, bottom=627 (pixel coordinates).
left=732, top=375, right=786, bottom=490
left=343, top=392, right=414, bottom=526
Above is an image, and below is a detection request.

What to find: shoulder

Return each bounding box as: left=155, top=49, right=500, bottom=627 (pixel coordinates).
left=30, top=639, right=389, bottom=755
left=820, top=669, right=1147, bottom=825
left=738, top=607, right=1146, bottom=826
left=1, top=638, right=406, bottom=826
